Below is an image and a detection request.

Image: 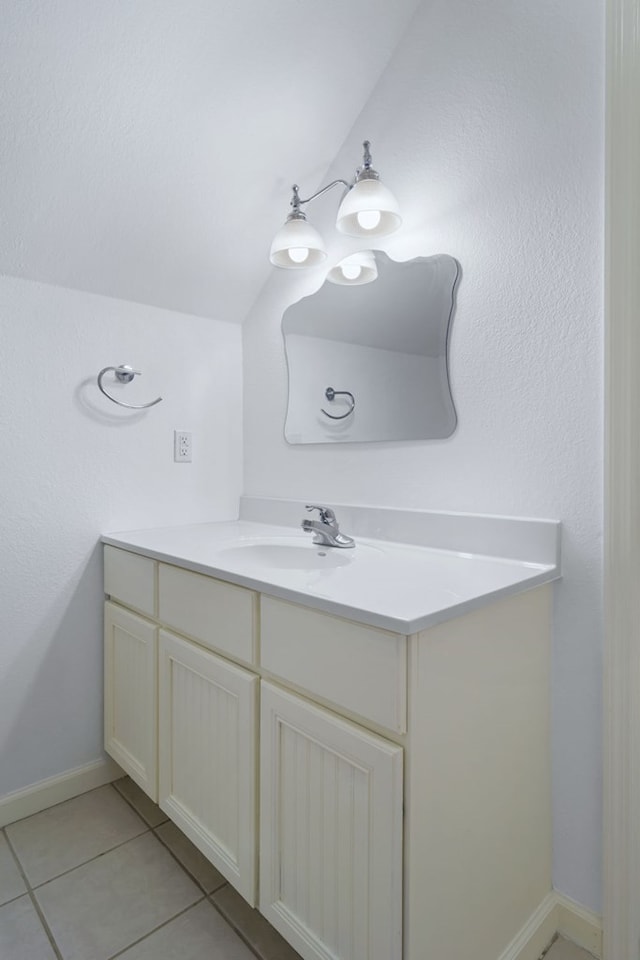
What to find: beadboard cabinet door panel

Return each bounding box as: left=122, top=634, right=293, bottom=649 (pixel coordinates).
left=104, top=601, right=158, bottom=800
left=260, top=681, right=403, bottom=960
left=158, top=630, right=258, bottom=905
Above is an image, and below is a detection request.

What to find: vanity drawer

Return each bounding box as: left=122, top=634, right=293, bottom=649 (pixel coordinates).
left=260, top=596, right=407, bottom=734
left=158, top=563, right=257, bottom=665
left=104, top=545, right=156, bottom=618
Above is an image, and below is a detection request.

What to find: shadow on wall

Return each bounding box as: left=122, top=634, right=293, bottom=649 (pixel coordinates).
left=0, top=543, right=106, bottom=798
left=74, top=377, right=149, bottom=426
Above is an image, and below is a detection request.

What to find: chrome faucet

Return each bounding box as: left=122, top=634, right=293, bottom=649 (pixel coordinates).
left=301, top=504, right=355, bottom=549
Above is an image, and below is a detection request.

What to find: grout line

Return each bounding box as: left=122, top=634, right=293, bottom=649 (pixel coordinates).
left=3, top=828, right=64, bottom=960
left=105, top=894, right=207, bottom=960
left=3, top=782, right=118, bottom=830
left=5, top=804, right=150, bottom=888
left=25, top=828, right=152, bottom=891
left=4, top=783, right=284, bottom=960
left=5, top=808, right=211, bottom=960
left=107, top=780, right=226, bottom=896
left=4, top=781, right=150, bottom=889
left=151, top=823, right=228, bottom=896
left=0, top=827, right=29, bottom=907
left=208, top=892, right=273, bottom=960
left=0, top=890, right=29, bottom=909
left=4, top=789, right=250, bottom=960
left=25, top=890, right=64, bottom=960
left=110, top=780, right=169, bottom=829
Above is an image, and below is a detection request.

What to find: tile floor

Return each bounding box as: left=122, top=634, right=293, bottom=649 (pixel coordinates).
left=544, top=937, right=596, bottom=960
left=0, top=778, right=301, bottom=960
left=0, top=778, right=596, bottom=960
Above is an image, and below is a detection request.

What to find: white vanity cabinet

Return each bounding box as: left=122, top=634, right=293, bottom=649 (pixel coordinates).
left=103, top=541, right=553, bottom=960
left=104, top=544, right=405, bottom=960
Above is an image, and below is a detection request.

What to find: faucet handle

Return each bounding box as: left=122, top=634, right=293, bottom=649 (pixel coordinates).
left=305, top=504, right=336, bottom=524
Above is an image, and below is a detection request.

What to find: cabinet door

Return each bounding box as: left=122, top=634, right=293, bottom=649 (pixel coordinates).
left=104, top=601, right=158, bottom=800
left=260, top=682, right=403, bottom=960
left=158, top=630, right=258, bottom=904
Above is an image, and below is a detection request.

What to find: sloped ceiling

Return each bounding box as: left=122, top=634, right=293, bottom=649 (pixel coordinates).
left=0, top=0, right=421, bottom=323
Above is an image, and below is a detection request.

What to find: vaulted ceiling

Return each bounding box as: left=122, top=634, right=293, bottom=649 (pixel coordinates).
left=0, top=0, right=421, bottom=322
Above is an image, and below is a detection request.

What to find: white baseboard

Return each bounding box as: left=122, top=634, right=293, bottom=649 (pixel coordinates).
left=555, top=892, right=603, bottom=958
left=0, top=757, right=124, bottom=827
left=497, top=893, right=559, bottom=960
left=497, top=891, right=603, bottom=960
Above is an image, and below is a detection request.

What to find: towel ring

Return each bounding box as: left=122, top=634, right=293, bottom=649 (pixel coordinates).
left=97, top=365, right=163, bottom=409
left=321, top=386, right=355, bottom=420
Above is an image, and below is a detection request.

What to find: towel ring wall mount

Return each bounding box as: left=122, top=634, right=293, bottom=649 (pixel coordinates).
left=321, top=386, right=355, bottom=420
left=97, top=365, right=163, bottom=409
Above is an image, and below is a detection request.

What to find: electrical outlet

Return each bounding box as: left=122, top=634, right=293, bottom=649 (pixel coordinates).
left=174, top=430, right=192, bottom=462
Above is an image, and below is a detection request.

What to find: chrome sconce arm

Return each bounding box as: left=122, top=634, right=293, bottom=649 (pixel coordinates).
left=289, top=179, right=351, bottom=210
left=269, top=140, right=402, bottom=270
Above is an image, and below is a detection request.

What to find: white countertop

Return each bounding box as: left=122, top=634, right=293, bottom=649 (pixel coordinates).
left=102, top=512, right=560, bottom=634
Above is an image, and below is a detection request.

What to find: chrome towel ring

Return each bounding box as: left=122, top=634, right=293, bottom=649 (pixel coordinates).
left=321, top=386, right=355, bottom=420
left=97, top=365, right=163, bottom=409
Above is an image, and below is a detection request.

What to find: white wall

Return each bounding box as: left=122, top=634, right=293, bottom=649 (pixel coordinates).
left=0, top=275, right=242, bottom=798
left=243, top=0, right=604, bottom=913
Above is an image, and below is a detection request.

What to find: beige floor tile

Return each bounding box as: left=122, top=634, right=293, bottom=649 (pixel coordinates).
left=35, top=832, right=202, bottom=960
left=0, top=894, right=57, bottom=960
left=545, top=936, right=595, bottom=960
left=0, top=832, right=26, bottom=906
left=117, top=899, right=258, bottom=959
left=155, top=821, right=226, bottom=893
left=113, top=777, right=169, bottom=827
left=6, top=784, right=147, bottom=887
left=212, top=884, right=302, bottom=960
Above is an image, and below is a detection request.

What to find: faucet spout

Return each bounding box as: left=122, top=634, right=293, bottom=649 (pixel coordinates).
left=302, top=505, right=355, bottom=548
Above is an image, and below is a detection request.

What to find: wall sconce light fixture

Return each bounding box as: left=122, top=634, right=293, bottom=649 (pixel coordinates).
left=269, top=141, right=401, bottom=269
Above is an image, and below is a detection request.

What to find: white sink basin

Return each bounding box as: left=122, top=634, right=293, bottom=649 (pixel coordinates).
left=215, top=537, right=379, bottom=570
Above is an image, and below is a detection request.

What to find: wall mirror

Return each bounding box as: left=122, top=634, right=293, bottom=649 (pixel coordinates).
left=282, top=252, right=459, bottom=444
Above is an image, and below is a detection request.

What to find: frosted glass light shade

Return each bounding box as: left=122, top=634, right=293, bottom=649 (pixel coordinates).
left=336, top=178, right=402, bottom=238
left=269, top=216, right=327, bottom=268
left=327, top=250, right=378, bottom=286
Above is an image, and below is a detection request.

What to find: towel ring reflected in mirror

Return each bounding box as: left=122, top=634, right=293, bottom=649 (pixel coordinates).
left=321, top=387, right=355, bottom=420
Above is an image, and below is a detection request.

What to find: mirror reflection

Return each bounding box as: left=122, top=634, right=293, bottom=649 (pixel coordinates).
left=282, top=252, right=459, bottom=444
